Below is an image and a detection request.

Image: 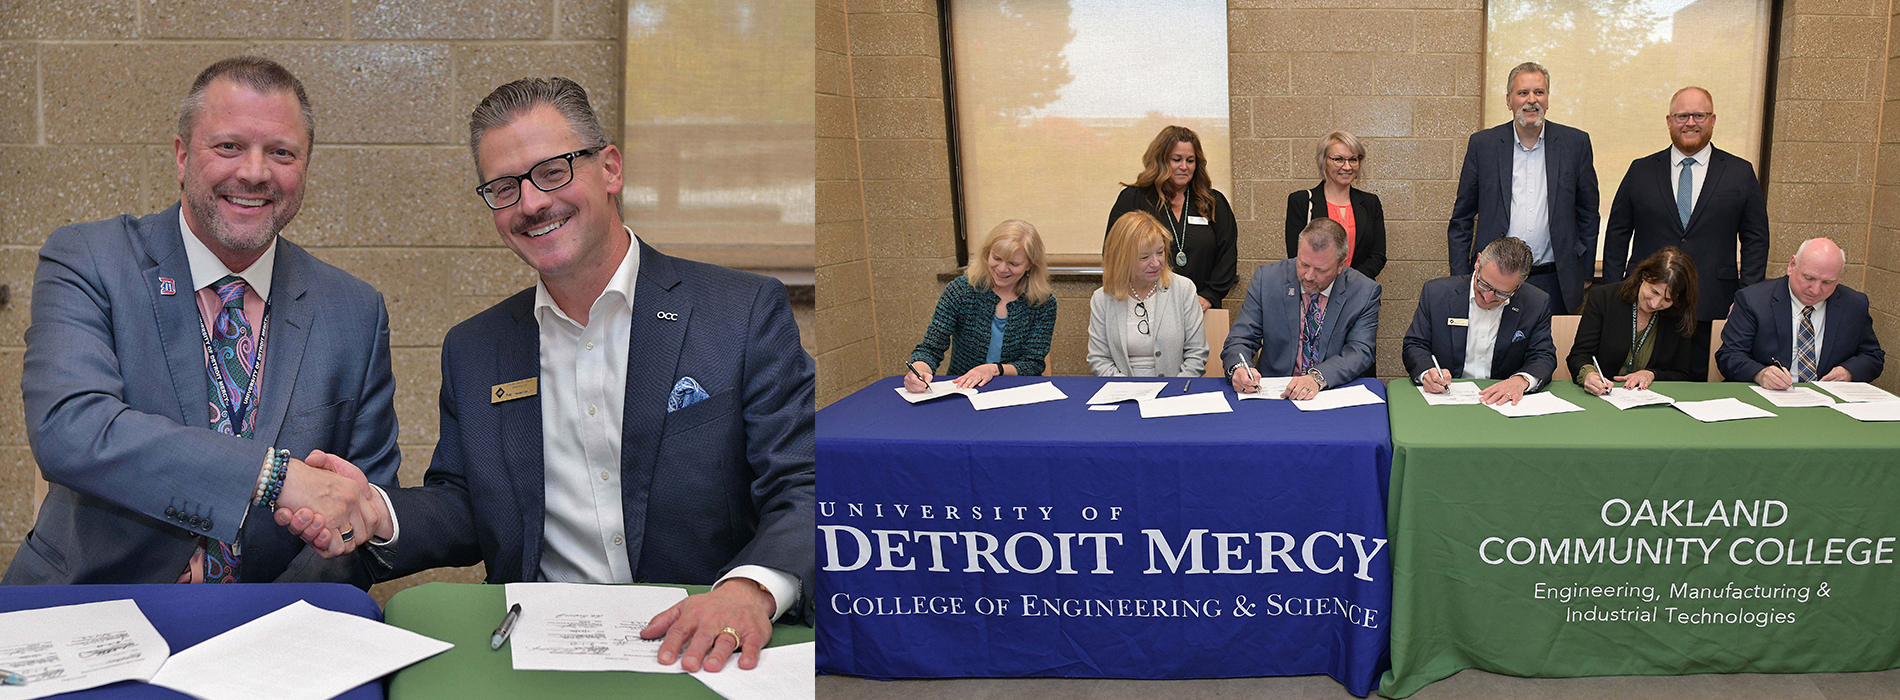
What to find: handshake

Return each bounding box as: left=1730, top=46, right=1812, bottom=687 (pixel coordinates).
left=272, top=450, right=390, bottom=558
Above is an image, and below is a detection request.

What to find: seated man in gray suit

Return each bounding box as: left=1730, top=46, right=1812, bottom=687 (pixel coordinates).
left=1223, top=218, right=1381, bottom=399
left=5, top=56, right=393, bottom=586
left=1402, top=237, right=1558, bottom=406
left=1717, top=237, right=1884, bottom=386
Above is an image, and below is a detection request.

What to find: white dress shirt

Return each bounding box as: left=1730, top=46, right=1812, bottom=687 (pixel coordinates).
left=1507, top=127, right=1553, bottom=265
left=1670, top=143, right=1712, bottom=215
left=1789, top=285, right=1827, bottom=378
left=1459, top=276, right=1540, bottom=390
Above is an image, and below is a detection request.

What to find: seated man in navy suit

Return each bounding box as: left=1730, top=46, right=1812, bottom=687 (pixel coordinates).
left=278, top=77, right=814, bottom=674
left=1717, top=237, right=1884, bottom=387
left=1222, top=218, right=1381, bottom=400
left=1402, top=237, right=1558, bottom=405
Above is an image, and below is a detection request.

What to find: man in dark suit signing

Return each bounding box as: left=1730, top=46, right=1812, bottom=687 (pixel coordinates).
left=1222, top=218, right=1381, bottom=400
left=1717, top=237, right=1883, bottom=386
left=1447, top=61, right=1600, bottom=313
left=281, top=78, right=814, bottom=674
left=1403, top=237, right=1559, bottom=406
left=1603, top=86, right=1769, bottom=370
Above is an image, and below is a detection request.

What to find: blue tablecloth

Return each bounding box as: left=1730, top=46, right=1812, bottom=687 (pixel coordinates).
left=817, top=376, right=1393, bottom=696
left=0, top=583, right=384, bottom=699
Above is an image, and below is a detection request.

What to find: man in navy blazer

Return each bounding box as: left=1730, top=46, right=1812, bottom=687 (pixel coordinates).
left=1603, top=87, right=1769, bottom=367
left=5, top=57, right=395, bottom=586
left=1222, top=218, right=1380, bottom=399
left=282, top=78, right=813, bottom=675
left=1403, top=237, right=1558, bottom=405
left=1447, top=61, right=1600, bottom=313
left=1718, top=238, right=1883, bottom=386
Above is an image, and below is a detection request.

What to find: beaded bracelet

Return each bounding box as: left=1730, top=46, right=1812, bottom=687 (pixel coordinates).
left=251, top=448, right=289, bottom=509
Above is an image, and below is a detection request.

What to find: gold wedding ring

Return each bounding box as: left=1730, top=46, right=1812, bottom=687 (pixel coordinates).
left=718, top=626, right=742, bottom=648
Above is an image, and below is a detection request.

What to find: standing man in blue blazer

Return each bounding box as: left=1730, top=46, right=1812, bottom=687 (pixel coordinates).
left=1222, top=218, right=1381, bottom=399
left=5, top=56, right=396, bottom=586
left=1717, top=237, right=1883, bottom=386
left=1603, top=86, right=1770, bottom=373
left=280, top=78, right=814, bottom=675
left=1447, top=61, right=1600, bottom=313
left=1403, top=237, right=1558, bottom=406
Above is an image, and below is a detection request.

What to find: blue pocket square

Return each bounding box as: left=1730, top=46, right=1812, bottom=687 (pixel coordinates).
left=1512, top=330, right=1526, bottom=343
left=668, top=376, right=711, bottom=413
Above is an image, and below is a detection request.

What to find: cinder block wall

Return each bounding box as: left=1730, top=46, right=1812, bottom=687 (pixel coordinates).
left=818, top=0, right=1900, bottom=405
left=0, top=0, right=625, bottom=602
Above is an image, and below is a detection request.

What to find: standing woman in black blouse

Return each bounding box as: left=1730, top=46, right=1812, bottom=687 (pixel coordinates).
left=1285, top=131, right=1387, bottom=279
left=1107, top=125, right=1237, bottom=311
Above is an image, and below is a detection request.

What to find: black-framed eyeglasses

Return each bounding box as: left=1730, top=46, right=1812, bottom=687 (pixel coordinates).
left=1327, top=155, right=1362, bottom=165
left=1474, top=275, right=1517, bottom=301
left=1134, top=298, right=1150, bottom=335
left=1668, top=112, right=1712, bottom=124
left=474, top=147, right=602, bottom=210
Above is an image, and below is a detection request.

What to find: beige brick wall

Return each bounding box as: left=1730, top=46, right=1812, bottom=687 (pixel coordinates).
left=818, top=0, right=1899, bottom=399
left=0, top=0, right=625, bottom=602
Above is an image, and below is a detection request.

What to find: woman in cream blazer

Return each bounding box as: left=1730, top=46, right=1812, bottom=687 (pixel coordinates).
left=1089, top=211, right=1209, bottom=377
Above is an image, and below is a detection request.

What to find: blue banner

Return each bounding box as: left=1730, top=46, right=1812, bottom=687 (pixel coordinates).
left=817, top=377, right=1393, bottom=696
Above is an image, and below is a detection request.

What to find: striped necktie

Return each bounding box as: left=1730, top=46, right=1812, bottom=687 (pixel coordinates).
left=1795, top=305, right=1817, bottom=383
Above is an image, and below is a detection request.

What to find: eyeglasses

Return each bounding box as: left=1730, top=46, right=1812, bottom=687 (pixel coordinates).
left=474, top=147, right=602, bottom=210
left=1327, top=156, right=1362, bottom=165
left=1474, top=275, right=1517, bottom=301
left=1668, top=112, right=1712, bottom=124
left=1134, top=298, right=1151, bottom=335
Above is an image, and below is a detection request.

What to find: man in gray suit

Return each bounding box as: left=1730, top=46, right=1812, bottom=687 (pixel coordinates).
left=1223, top=218, right=1381, bottom=399
left=4, top=56, right=393, bottom=585
left=1447, top=61, right=1600, bottom=313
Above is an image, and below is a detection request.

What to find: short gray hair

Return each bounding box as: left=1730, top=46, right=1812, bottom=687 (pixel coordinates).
left=468, top=77, right=611, bottom=176
left=177, top=56, right=315, bottom=148
left=1505, top=61, right=1550, bottom=97
left=1298, top=218, right=1349, bottom=263
left=1478, top=237, right=1535, bottom=278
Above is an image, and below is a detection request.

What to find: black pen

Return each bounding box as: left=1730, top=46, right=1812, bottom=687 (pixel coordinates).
left=906, top=363, right=928, bottom=382
left=491, top=603, right=522, bottom=650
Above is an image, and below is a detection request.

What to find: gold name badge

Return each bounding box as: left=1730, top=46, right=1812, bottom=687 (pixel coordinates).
left=491, top=378, right=538, bottom=404
left=1447, top=318, right=1470, bottom=327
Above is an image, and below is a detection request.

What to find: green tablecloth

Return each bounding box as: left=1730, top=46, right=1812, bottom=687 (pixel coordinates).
left=383, top=582, right=814, bottom=700
left=1381, top=380, right=1900, bottom=698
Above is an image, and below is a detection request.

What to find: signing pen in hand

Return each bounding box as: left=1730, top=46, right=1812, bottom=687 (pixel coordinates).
left=491, top=603, right=522, bottom=650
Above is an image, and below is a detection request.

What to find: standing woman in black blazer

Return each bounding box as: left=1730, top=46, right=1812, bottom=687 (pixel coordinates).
left=1107, top=125, right=1237, bottom=311
left=1568, top=247, right=1701, bottom=393
left=1285, top=131, right=1386, bottom=279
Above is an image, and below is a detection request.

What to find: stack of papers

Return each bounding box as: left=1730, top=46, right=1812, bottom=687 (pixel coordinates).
left=1596, top=387, right=1675, bottom=410
left=1235, top=376, right=1296, bottom=399
left=1085, top=381, right=1168, bottom=404
left=1829, top=402, right=1900, bottom=422
left=1135, top=391, right=1233, bottom=418
left=1673, top=398, right=1777, bottom=423
left=0, top=599, right=167, bottom=700
left=690, top=642, right=816, bottom=700
left=894, top=381, right=1069, bottom=410
left=1487, top=392, right=1585, bottom=418
left=504, top=583, right=689, bottom=673
left=1750, top=385, right=1837, bottom=407
left=1291, top=384, right=1386, bottom=412
left=1816, top=381, right=1900, bottom=403
left=1418, top=382, right=1481, bottom=405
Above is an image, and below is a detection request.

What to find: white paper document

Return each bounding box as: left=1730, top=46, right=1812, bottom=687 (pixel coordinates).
left=1086, top=381, right=1167, bottom=404
left=1829, top=402, right=1900, bottom=422
left=1486, top=391, right=1585, bottom=418
left=1137, top=391, right=1233, bottom=418
left=148, top=600, right=451, bottom=700
left=1417, top=382, right=1481, bottom=406
left=1087, top=404, right=1120, bottom=411
left=0, top=599, right=168, bottom=700
left=1816, top=381, right=1900, bottom=403
left=1597, top=387, right=1675, bottom=410
left=1672, top=398, right=1778, bottom=423
left=1749, top=385, right=1837, bottom=408
left=1292, top=384, right=1386, bottom=412
left=689, top=642, right=815, bottom=700
left=893, top=381, right=974, bottom=404
left=965, top=382, right=1068, bottom=410
left=504, top=583, right=690, bottom=673
left=1235, top=376, right=1295, bottom=400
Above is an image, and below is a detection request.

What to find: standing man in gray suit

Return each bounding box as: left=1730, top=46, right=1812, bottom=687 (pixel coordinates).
left=1223, top=218, right=1381, bottom=399
left=5, top=56, right=394, bottom=586
left=1447, top=61, right=1600, bottom=313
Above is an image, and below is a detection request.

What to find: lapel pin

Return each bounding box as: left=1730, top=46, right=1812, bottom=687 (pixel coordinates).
left=158, top=278, right=177, bottom=296
left=656, top=311, right=679, bottom=321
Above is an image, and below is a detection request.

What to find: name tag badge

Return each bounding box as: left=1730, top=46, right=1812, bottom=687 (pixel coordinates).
left=1187, top=216, right=1210, bottom=226
left=1448, top=318, right=1470, bottom=327
left=491, top=378, right=538, bottom=404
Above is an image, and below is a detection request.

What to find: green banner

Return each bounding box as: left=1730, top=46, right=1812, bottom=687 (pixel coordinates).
left=1381, top=380, right=1900, bottom=698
